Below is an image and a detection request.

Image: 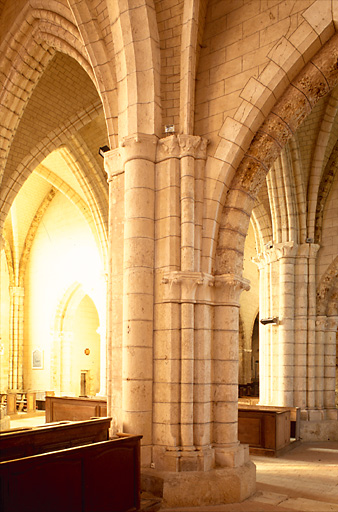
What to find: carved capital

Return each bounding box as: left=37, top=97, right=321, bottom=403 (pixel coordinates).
left=10, top=286, right=25, bottom=299
left=162, top=271, right=214, bottom=303
left=214, top=274, right=250, bottom=305
left=120, top=133, right=158, bottom=163
left=157, top=134, right=208, bottom=162
left=315, top=315, right=327, bottom=330
left=308, top=243, right=320, bottom=258
left=177, top=134, right=208, bottom=158
left=297, top=243, right=311, bottom=258
left=274, top=241, right=298, bottom=260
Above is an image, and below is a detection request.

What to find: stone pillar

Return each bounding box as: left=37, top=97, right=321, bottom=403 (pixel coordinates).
left=104, top=147, right=125, bottom=434
left=61, top=330, right=73, bottom=395
left=294, top=244, right=309, bottom=410
left=324, top=316, right=338, bottom=418
left=213, top=274, right=250, bottom=468
left=254, top=252, right=271, bottom=405
left=315, top=316, right=326, bottom=412
left=8, top=286, right=24, bottom=391
left=123, top=134, right=157, bottom=465
left=153, top=134, right=211, bottom=472
left=275, top=242, right=297, bottom=406
left=307, top=244, right=320, bottom=413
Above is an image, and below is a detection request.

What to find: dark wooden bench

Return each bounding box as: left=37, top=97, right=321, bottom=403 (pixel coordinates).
left=0, top=416, right=111, bottom=462
left=0, top=418, right=142, bottom=512
left=238, top=405, right=300, bottom=457
left=0, top=434, right=142, bottom=512
left=45, top=395, right=107, bottom=422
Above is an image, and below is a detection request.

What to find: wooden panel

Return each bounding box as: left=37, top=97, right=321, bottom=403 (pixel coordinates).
left=238, top=406, right=292, bottom=456
left=45, top=396, right=107, bottom=423
left=238, top=417, right=261, bottom=446
left=0, top=417, right=111, bottom=462
left=0, top=435, right=142, bottom=512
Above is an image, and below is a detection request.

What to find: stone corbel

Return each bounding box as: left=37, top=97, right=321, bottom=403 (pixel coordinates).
left=161, top=271, right=214, bottom=304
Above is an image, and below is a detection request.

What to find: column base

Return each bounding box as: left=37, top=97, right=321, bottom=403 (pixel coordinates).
left=214, top=442, right=250, bottom=467
left=152, top=446, right=215, bottom=472
left=141, top=461, right=256, bottom=508
left=300, top=417, right=338, bottom=442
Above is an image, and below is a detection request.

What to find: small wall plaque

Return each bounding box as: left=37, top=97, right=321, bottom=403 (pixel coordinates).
left=32, top=349, right=43, bottom=369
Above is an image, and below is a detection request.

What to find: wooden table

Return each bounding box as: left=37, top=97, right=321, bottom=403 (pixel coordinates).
left=238, top=404, right=295, bottom=456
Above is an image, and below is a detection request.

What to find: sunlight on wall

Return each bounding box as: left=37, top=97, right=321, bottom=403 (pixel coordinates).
left=0, top=252, right=10, bottom=393
left=24, top=191, right=105, bottom=395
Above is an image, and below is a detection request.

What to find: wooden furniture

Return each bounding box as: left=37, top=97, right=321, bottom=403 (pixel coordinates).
left=45, top=395, right=107, bottom=422
left=0, top=419, right=142, bottom=512
left=1, top=391, right=37, bottom=414
left=238, top=405, right=295, bottom=456
left=0, top=417, right=111, bottom=462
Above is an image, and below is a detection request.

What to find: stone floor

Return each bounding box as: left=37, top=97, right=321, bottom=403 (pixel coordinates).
left=5, top=413, right=338, bottom=512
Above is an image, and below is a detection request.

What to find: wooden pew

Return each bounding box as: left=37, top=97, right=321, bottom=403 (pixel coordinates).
left=0, top=416, right=111, bottom=462
left=0, top=433, right=142, bottom=512
left=45, top=395, right=107, bottom=422
left=0, top=418, right=142, bottom=512
left=238, top=404, right=299, bottom=457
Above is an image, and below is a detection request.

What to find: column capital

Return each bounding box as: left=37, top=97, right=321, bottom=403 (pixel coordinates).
left=120, top=133, right=158, bottom=162
left=326, top=315, right=338, bottom=331
left=104, top=133, right=158, bottom=181
left=274, top=241, right=298, bottom=259
left=162, top=271, right=214, bottom=303
left=214, top=273, right=250, bottom=305
left=157, top=134, right=208, bottom=162
left=9, top=286, right=25, bottom=298
left=315, top=315, right=328, bottom=330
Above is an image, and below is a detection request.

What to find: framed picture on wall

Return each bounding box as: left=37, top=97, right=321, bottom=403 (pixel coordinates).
left=32, top=348, right=43, bottom=369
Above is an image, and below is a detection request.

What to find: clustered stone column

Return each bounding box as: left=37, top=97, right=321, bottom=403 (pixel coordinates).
left=276, top=242, right=297, bottom=406
left=8, top=286, right=24, bottom=391
left=105, top=133, right=255, bottom=486
left=154, top=134, right=214, bottom=472
left=213, top=274, right=250, bottom=467
left=256, top=239, right=337, bottom=420
left=324, top=316, right=338, bottom=418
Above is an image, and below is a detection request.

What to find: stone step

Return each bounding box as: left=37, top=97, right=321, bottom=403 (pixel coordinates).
left=249, top=491, right=338, bottom=511
left=140, top=492, right=162, bottom=512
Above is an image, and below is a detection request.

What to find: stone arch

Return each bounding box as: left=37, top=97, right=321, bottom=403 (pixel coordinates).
left=51, top=282, right=104, bottom=395
left=0, top=102, right=108, bottom=270
left=66, top=0, right=119, bottom=146
left=108, top=0, right=161, bottom=138
left=215, top=31, right=338, bottom=276
left=315, top=138, right=338, bottom=243
left=317, top=256, right=338, bottom=315
left=0, top=2, right=94, bottom=175
left=18, top=188, right=56, bottom=287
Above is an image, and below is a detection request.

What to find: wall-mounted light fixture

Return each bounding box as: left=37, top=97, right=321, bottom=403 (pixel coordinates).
left=260, top=317, right=279, bottom=325
left=99, top=145, right=110, bottom=158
